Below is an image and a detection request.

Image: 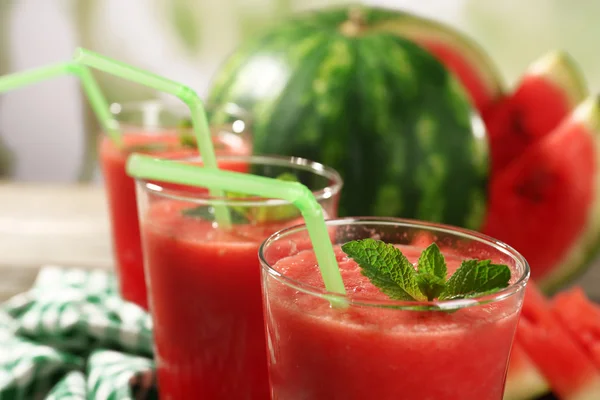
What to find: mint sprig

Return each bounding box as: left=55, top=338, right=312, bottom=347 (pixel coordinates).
left=122, top=118, right=208, bottom=153
left=176, top=118, right=226, bottom=150
left=341, top=240, right=511, bottom=304
left=181, top=172, right=301, bottom=224
left=125, top=143, right=172, bottom=153
left=177, top=118, right=197, bottom=149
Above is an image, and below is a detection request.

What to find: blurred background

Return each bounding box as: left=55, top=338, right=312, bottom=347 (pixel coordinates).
left=0, top=0, right=598, bottom=183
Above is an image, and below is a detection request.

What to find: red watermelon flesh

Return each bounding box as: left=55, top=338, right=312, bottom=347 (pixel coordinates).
left=552, top=287, right=600, bottom=370
left=484, top=51, right=588, bottom=175
left=517, top=282, right=600, bottom=399
left=483, top=96, right=600, bottom=292
left=504, top=341, right=550, bottom=400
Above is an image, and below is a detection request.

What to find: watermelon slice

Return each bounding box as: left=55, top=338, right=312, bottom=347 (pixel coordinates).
left=517, top=282, right=600, bottom=399
left=484, top=51, right=588, bottom=175
left=552, top=287, right=600, bottom=370
left=372, top=11, right=504, bottom=112
left=504, top=341, right=550, bottom=400
left=483, top=96, right=600, bottom=292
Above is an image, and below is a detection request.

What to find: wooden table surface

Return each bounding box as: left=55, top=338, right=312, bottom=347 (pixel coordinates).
left=2, top=181, right=600, bottom=301
left=0, top=181, right=114, bottom=301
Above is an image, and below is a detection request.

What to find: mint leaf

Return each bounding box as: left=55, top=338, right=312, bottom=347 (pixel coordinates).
left=182, top=205, right=249, bottom=224
left=181, top=205, right=212, bottom=219
left=341, top=239, right=424, bottom=301
left=176, top=119, right=196, bottom=148
left=177, top=118, right=193, bottom=129
left=439, top=259, right=511, bottom=300
left=416, top=273, right=446, bottom=301
left=228, top=173, right=301, bottom=223
left=126, top=143, right=171, bottom=153
left=180, top=172, right=301, bottom=224
left=253, top=203, right=300, bottom=223
left=176, top=118, right=226, bottom=150
left=179, top=133, right=197, bottom=148
left=417, top=243, right=447, bottom=281
left=273, top=172, right=298, bottom=182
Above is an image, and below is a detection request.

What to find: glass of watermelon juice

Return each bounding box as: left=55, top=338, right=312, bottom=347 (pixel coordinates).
left=259, top=218, right=530, bottom=400
left=99, top=100, right=252, bottom=309
left=134, top=155, right=343, bottom=399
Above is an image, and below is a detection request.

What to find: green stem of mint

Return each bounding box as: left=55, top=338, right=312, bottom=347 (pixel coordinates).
left=341, top=240, right=511, bottom=305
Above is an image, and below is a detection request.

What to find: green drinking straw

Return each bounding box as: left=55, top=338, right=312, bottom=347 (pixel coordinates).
left=126, top=154, right=347, bottom=300
left=0, top=61, right=121, bottom=146
left=73, top=48, right=232, bottom=228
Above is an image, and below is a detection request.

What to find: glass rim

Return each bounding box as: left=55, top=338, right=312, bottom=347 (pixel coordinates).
left=135, top=154, right=344, bottom=207
left=110, top=99, right=251, bottom=119
left=259, top=217, right=530, bottom=311
left=108, top=99, right=252, bottom=130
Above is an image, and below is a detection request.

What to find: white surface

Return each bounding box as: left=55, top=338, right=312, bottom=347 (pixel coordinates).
left=1, top=0, right=84, bottom=182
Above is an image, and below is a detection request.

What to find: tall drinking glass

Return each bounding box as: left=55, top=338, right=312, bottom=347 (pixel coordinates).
left=260, top=217, right=530, bottom=400
left=99, top=100, right=251, bottom=309
left=134, top=155, right=343, bottom=399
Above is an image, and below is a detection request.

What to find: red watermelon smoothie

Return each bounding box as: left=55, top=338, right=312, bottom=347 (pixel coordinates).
left=259, top=218, right=530, bottom=400
left=135, top=156, right=343, bottom=399
left=99, top=101, right=251, bottom=309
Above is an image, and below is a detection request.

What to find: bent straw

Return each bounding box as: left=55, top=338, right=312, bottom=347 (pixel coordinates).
left=127, top=154, right=347, bottom=300
left=0, top=61, right=121, bottom=146
left=73, top=48, right=231, bottom=228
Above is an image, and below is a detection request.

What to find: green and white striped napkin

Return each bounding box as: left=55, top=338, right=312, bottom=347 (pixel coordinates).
left=0, top=266, right=157, bottom=400
left=45, top=371, right=86, bottom=400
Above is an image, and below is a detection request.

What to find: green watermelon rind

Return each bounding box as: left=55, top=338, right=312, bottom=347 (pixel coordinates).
left=503, top=369, right=549, bottom=400
left=526, top=50, right=588, bottom=109
left=563, top=384, right=600, bottom=400
left=538, top=97, right=600, bottom=293
left=503, top=375, right=549, bottom=400
left=369, top=11, right=504, bottom=110
left=504, top=344, right=550, bottom=400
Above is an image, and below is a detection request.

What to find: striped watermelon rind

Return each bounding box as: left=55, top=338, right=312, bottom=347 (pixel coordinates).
left=484, top=51, right=588, bottom=176
left=517, top=282, right=600, bottom=399
left=482, top=51, right=594, bottom=291
left=538, top=98, right=600, bottom=292
left=208, top=6, right=489, bottom=229
left=551, top=287, right=600, bottom=370
left=526, top=51, right=588, bottom=110
left=366, top=8, right=504, bottom=112
left=484, top=97, right=600, bottom=293
left=504, top=342, right=550, bottom=400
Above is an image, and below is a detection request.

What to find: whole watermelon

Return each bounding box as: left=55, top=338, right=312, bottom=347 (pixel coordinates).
left=207, top=6, right=489, bottom=229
